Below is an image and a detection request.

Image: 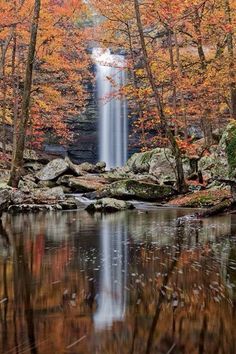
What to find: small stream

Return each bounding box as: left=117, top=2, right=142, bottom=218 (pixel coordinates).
left=0, top=207, right=235, bottom=353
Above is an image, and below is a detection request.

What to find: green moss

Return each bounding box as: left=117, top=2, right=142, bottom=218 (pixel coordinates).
left=186, top=195, right=215, bottom=208
left=108, top=179, right=175, bottom=201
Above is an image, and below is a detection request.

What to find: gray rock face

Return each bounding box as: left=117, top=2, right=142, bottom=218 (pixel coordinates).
left=36, top=159, right=69, bottom=181
left=86, top=198, right=134, bottom=213
left=126, top=148, right=191, bottom=185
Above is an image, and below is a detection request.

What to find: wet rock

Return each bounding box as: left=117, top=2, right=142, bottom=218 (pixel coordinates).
left=60, top=198, right=78, bottom=210
left=97, top=179, right=175, bottom=201
left=8, top=204, right=63, bottom=214
left=86, top=198, right=135, bottom=213
left=36, top=158, right=69, bottom=181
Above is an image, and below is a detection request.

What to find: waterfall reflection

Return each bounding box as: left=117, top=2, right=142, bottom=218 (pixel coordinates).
left=94, top=213, right=127, bottom=330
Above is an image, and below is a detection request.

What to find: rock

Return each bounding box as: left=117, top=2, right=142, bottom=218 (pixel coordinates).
left=126, top=148, right=191, bottom=185
left=0, top=189, right=11, bottom=216
left=219, top=121, right=236, bottom=178
left=106, top=166, right=135, bottom=182
left=24, top=162, right=44, bottom=171
left=65, top=157, right=83, bottom=176
left=86, top=198, right=135, bottom=213
left=79, top=162, right=96, bottom=173
left=95, top=161, right=106, bottom=172
left=0, top=182, right=12, bottom=190
left=36, top=158, right=69, bottom=181
left=8, top=204, right=63, bottom=214
left=33, top=187, right=65, bottom=203
left=168, top=189, right=230, bottom=208
left=58, top=175, right=108, bottom=192
left=18, top=179, right=38, bottom=193
left=78, top=162, right=104, bottom=174
left=11, top=191, right=33, bottom=205
left=38, top=180, right=57, bottom=188
left=23, top=149, right=50, bottom=163
left=60, top=198, right=78, bottom=210
left=97, top=179, right=175, bottom=201
left=126, top=149, right=160, bottom=173
left=195, top=122, right=236, bottom=182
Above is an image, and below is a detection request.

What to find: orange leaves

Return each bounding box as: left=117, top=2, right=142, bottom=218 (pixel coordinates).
left=0, top=0, right=90, bottom=147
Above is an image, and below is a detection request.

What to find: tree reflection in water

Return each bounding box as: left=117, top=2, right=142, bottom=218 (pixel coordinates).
left=0, top=209, right=235, bottom=354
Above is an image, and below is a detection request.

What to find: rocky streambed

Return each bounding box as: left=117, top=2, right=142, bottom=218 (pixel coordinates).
left=1, top=122, right=236, bottom=215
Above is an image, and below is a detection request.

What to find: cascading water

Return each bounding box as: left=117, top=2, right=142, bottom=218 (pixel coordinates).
left=92, top=48, right=128, bottom=170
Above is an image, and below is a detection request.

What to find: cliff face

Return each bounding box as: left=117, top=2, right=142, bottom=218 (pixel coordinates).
left=44, top=81, right=98, bottom=164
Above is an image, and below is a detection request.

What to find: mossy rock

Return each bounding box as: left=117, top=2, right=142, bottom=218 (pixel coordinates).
left=86, top=198, right=134, bottom=213
left=100, top=179, right=175, bottom=201
left=219, top=121, right=236, bottom=178
left=126, top=148, right=164, bottom=173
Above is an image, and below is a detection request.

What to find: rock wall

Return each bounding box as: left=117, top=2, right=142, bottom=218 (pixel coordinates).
left=44, top=80, right=98, bottom=164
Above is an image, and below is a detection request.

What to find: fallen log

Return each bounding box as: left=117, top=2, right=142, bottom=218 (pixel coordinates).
left=195, top=198, right=232, bottom=218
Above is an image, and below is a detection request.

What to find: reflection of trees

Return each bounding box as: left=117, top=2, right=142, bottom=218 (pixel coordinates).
left=145, top=220, right=185, bottom=354
left=0, top=211, right=235, bottom=354
left=0, top=220, right=10, bottom=353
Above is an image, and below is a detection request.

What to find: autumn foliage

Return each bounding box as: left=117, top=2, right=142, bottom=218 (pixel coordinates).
left=90, top=0, right=236, bottom=149
left=0, top=0, right=90, bottom=148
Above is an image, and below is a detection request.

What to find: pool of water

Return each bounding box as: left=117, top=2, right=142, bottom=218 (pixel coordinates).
left=0, top=207, right=235, bottom=353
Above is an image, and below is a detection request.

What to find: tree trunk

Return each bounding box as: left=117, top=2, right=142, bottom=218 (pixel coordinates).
left=9, top=0, right=41, bottom=187
left=224, top=0, right=236, bottom=119
left=174, top=30, right=188, bottom=139
left=193, top=8, right=207, bottom=70
left=133, top=0, right=187, bottom=193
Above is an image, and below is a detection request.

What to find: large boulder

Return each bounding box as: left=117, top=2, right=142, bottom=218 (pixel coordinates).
left=126, top=149, right=160, bottom=173
left=57, top=175, right=108, bottom=192
left=97, top=179, right=175, bottom=201
left=126, top=148, right=191, bottom=185
left=86, top=198, right=134, bottom=213
left=36, top=158, right=69, bottom=181
left=33, top=187, right=65, bottom=203
left=197, top=122, right=236, bottom=182
left=219, top=121, right=236, bottom=179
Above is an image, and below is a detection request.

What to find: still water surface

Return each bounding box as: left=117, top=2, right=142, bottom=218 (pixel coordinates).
left=0, top=207, right=236, bottom=354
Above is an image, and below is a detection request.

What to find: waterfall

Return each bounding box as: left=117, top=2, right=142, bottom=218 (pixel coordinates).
left=94, top=213, right=128, bottom=330
left=92, top=48, right=128, bottom=170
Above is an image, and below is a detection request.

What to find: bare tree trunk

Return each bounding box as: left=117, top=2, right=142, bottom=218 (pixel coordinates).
left=174, top=30, right=188, bottom=139
left=9, top=0, right=41, bottom=187
left=193, top=8, right=207, bottom=70
left=134, top=0, right=187, bottom=193
left=167, top=29, right=178, bottom=136
left=224, top=0, right=236, bottom=119
left=126, top=22, right=147, bottom=147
